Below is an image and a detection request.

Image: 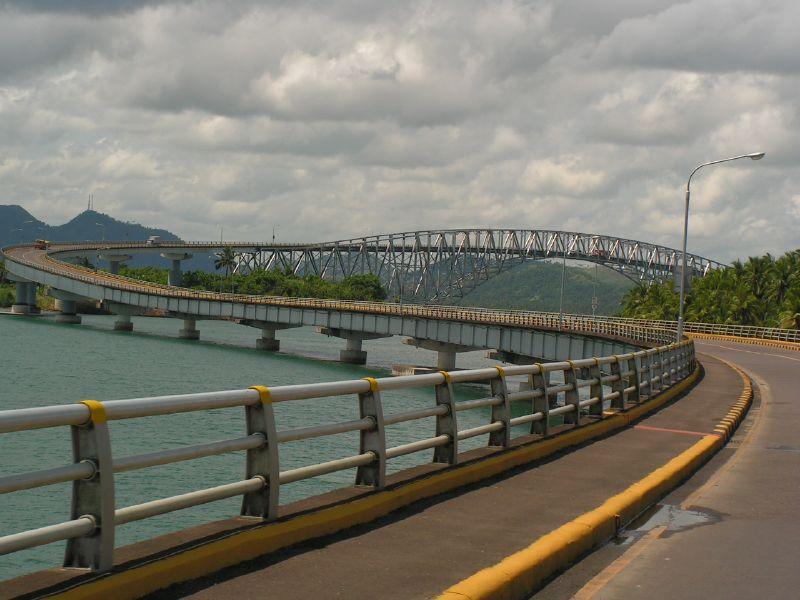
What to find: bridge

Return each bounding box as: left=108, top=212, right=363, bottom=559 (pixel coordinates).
left=1, top=235, right=797, bottom=599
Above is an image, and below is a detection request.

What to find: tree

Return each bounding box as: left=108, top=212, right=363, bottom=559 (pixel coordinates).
left=213, top=246, right=237, bottom=292
left=214, top=246, right=237, bottom=277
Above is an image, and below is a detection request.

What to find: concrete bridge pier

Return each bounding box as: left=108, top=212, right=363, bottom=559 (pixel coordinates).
left=342, top=337, right=367, bottom=364
left=256, top=328, right=279, bottom=351
left=106, top=302, right=139, bottom=331
left=53, top=300, right=81, bottom=324
left=180, top=319, right=200, bottom=340
left=114, top=314, right=133, bottom=332
left=238, top=320, right=301, bottom=352
left=98, top=254, right=132, bottom=275
left=317, top=327, right=390, bottom=365
left=50, top=290, right=89, bottom=324
left=10, top=279, right=36, bottom=315
left=161, top=253, right=193, bottom=287
left=403, top=339, right=479, bottom=371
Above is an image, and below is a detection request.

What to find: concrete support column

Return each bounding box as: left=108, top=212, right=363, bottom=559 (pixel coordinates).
left=180, top=318, right=200, bottom=340
left=11, top=281, right=32, bottom=314
left=55, top=299, right=81, bottom=324
left=402, top=338, right=479, bottom=371
left=437, top=350, right=457, bottom=371
left=256, top=328, right=280, bottom=351
left=161, top=252, right=193, bottom=287
left=114, top=314, right=133, bottom=332
left=99, top=254, right=131, bottom=275
left=169, top=259, right=182, bottom=287
left=316, top=327, right=389, bottom=366
left=341, top=337, right=367, bottom=364
left=26, top=283, right=39, bottom=312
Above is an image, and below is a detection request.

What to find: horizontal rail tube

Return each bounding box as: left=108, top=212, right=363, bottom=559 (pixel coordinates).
left=507, top=389, right=544, bottom=403
left=509, top=412, right=545, bottom=427
left=114, top=435, right=265, bottom=473
left=457, top=421, right=504, bottom=441
left=0, top=462, right=94, bottom=495
left=383, top=405, right=448, bottom=426
left=277, top=418, right=373, bottom=443
left=0, top=404, right=89, bottom=434
left=0, top=517, right=95, bottom=556
left=455, top=397, right=502, bottom=412
left=115, top=478, right=264, bottom=526
left=279, top=453, right=375, bottom=485
left=385, top=435, right=450, bottom=459
left=549, top=404, right=576, bottom=416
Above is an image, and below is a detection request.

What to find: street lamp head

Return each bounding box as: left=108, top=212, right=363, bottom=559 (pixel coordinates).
left=748, top=152, right=765, bottom=160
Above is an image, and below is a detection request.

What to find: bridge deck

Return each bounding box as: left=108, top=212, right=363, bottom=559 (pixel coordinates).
left=144, top=355, right=741, bottom=599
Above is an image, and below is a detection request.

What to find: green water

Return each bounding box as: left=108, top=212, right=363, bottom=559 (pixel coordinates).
left=0, top=313, right=528, bottom=580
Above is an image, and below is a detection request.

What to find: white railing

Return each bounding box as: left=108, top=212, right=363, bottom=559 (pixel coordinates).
left=0, top=339, right=695, bottom=572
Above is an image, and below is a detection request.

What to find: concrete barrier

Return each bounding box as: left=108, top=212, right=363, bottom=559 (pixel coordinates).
left=688, top=332, right=800, bottom=352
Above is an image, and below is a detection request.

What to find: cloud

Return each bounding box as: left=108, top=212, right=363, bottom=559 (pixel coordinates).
left=0, top=0, right=798, bottom=263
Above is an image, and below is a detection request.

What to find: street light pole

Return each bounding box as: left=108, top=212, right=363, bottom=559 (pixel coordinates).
left=676, top=152, right=765, bottom=342
left=558, top=241, right=567, bottom=330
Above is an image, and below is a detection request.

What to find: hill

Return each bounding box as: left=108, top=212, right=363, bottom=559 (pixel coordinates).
left=455, top=261, right=634, bottom=315
left=0, top=205, right=179, bottom=248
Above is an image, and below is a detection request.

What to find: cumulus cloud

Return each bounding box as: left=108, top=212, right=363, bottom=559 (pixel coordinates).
left=0, top=0, right=798, bottom=261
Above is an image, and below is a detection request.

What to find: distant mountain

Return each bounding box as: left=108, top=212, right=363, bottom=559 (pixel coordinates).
left=455, top=261, right=634, bottom=315
left=0, top=205, right=180, bottom=248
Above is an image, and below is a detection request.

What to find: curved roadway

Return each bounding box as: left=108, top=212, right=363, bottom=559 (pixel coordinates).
left=1, top=243, right=671, bottom=349
left=538, top=338, right=800, bottom=599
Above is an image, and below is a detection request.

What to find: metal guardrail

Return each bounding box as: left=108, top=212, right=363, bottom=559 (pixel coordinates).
left=0, top=339, right=695, bottom=572
left=581, top=315, right=800, bottom=343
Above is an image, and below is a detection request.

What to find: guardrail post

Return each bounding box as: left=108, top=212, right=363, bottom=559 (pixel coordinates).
left=357, top=378, right=386, bottom=488
left=588, top=359, right=605, bottom=417
left=660, top=348, right=671, bottom=388
left=241, top=386, right=279, bottom=520
left=564, top=362, right=581, bottom=426
left=489, top=367, right=511, bottom=447
left=434, top=371, right=458, bottom=464
left=64, top=400, right=115, bottom=572
left=670, top=345, right=679, bottom=384
left=639, top=351, right=652, bottom=398
left=628, top=354, right=642, bottom=404
left=608, top=357, right=624, bottom=411
left=532, top=364, right=550, bottom=436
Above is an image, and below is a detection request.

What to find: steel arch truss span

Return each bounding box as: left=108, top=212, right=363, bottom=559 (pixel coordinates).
left=231, top=229, right=724, bottom=303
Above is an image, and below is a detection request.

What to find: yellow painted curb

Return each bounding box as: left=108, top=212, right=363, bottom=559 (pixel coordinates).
left=688, top=332, right=800, bottom=352
left=50, top=367, right=702, bottom=600
left=437, top=364, right=752, bottom=600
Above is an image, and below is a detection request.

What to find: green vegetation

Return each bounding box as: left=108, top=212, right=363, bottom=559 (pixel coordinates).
left=0, top=260, right=13, bottom=307
left=621, top=250, right=800, bottom=329
left=456, top=261, right=634, bottom=315
left=117, top=264, right=387, bottom=301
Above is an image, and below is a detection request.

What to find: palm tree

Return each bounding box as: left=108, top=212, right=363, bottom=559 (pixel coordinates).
left=214, top=246, right=237, bottom=292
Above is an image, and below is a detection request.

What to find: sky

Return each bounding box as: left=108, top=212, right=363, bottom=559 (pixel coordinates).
left=0, top=0, right=797, bottom=262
